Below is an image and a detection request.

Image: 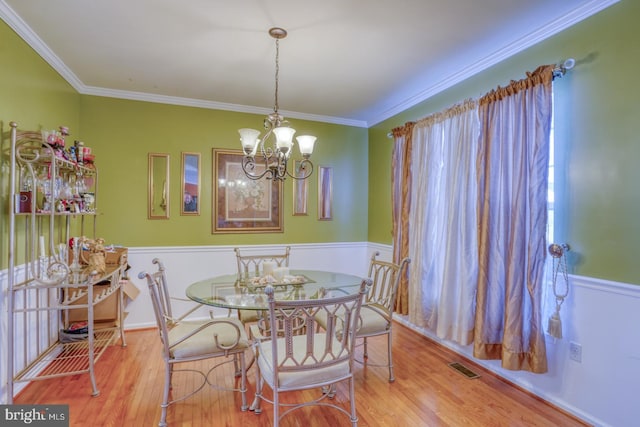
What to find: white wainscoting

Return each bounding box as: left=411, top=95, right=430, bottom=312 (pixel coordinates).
left=125, top=242, right=384, bottom=329
left=395, top=274, right=640, bottom=427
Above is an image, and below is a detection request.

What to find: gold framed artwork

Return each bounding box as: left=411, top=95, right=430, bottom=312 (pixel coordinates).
left=318, top=166, right=333, bottom=220
left=212, top=149, right=283, bottom=233
left=292, top=160, right=309, bottom=215
left=181, top=152, right=200, bottom=215
left=148, top=153, right=170, bottom=220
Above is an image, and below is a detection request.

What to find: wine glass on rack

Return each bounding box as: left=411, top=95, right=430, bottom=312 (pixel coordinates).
left=37, top=165, right=51, bottom=212
left=74, top=172, right=85, bottom=210
left=19, top=164, right=34, bottom=192
left=60, top=179, right=73, bottom=201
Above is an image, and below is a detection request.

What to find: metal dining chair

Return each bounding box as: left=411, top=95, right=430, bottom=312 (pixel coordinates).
left=233, top=246, right=291, bottom=325
left=234, top=246, right=291, bottom=281
left=357, top=252, right=410, bottom=382
left=139, top=258, right=250, bottom=427
left=251, top=279, right=371, bottom=427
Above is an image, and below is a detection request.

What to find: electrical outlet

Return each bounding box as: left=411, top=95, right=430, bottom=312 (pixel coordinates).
left=569, top=342, right=582, bottom=362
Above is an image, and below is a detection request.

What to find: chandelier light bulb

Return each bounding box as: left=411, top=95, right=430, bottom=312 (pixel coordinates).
left=296, top=135, right=317, bottom=157
left=273, top=127, right=296, bottom=156
left=238, top=128, right=260, bottom=156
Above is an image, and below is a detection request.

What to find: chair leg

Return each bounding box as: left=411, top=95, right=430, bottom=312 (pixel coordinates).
left=159, top=362, right=171, bottom=427
left=363, top=336, right=369, bottom=359
left=387, top=331, right=395, bottom=383
left=252, top=361, right=263, bottom=414
left=168, top=363, right=174, bottom=388
left=273, top=388, right=280, bottom=427
left=322, top=384, right=336, bottom=398
left=349, top=376, right=358, bottom=427
left=233, top=353, right=241, bottom=377
left=239, top=352, right=248, bottom=411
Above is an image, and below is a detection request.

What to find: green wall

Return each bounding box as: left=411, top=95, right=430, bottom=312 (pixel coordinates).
left=79, top=96, right=368, bottom=246
left=0, top=22, right=80, bottom=130
left=368, top=0, right=640, bottom=284
left=4, top=1, right=639, bottom=284
left=0, top=19, right=81, bottom=269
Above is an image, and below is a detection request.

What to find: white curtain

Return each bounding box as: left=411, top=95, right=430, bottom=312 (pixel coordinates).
left=408, top=100, right=480, bottom=345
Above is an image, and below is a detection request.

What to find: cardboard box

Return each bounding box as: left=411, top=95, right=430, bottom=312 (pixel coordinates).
left=105, top=247, right=128, bottom=266
left=67, top=283, right=118, bottom=323
left=66, top=279, right=139, bottom=325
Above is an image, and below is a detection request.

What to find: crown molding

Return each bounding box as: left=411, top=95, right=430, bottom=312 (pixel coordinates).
left=0, top=0, right=367, bottom=128
left=1, top=0, right=619, bottom=129
left=367, top=0, right=621, bottom=126
left=81, top=85, right=367, bottom=128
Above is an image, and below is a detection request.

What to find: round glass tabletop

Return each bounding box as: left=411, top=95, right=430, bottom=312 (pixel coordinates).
left=186, top=269, right=364, bottom=310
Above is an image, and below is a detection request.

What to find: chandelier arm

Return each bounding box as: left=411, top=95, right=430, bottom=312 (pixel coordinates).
left=241, top=156, right=272, bottom=181
left=259, top=143, right=275, bottom=159
left=286, top=159, right=314, bottom=180
left=259, top=128, right=276, bottom=159
left=276, top=152, right=286, bottom=178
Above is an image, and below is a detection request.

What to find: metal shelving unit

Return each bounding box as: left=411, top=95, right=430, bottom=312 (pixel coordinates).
left=6, top=121, right=127, bottom=403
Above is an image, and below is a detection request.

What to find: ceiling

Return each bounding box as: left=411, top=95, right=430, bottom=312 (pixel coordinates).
left=0, top=0, right=616, bottom=127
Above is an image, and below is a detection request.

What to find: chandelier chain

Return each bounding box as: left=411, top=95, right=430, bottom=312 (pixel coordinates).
left=274, top=38, right=280, bottom=115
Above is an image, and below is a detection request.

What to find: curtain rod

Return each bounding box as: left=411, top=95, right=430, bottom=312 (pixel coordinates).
left=553, top=58, right=575, bottom=79
left=387, top=58, right=576, bottom=139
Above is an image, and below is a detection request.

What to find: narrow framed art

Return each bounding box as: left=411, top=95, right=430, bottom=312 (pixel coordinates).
left=318, top=166, right=333, bottom=220
left=292, top=160, right=309, bottom=215
left=181, top=152, right=200, bottom=215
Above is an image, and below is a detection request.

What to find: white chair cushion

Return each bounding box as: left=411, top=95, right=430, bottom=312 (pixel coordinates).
left=169, top=318, right=250, bottom=359
left=256, top=333, right=350, bottom=389
left=315, top=304, right=391, bottom=337
left=356, top=305, right=391, bottom=336
left=238, top=309, right=261, bottom=323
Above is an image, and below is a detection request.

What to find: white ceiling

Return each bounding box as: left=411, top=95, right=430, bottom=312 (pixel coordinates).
left=0, top=0, right=617, bottom=127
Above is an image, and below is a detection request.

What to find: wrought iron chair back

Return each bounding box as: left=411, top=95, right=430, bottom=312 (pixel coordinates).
left=233, top=246, right=291, bottom=325
left=365, top=252, right=409, bottom=311
left=358, top=251, right=410, bottom=382
left=251, top=279, right=371, bottom=427
left=234, top=246, right=291, bottom=280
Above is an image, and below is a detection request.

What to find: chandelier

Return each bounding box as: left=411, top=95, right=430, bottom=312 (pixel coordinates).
left=238, top=27, right=316, bottom=181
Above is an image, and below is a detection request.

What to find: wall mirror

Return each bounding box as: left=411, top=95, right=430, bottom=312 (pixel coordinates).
left=318, top=166, right=333, bottom=220
left=148, top=153, right=170, bottom=219
left=181, top=152, right=201, bottom=215
left=292, top=160, right=309, bottom=215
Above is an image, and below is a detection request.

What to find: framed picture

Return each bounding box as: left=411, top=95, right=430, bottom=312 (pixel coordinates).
left=292, top=160, right=309, bottom=215
left=181, top=152, right=200, bottom=215
left=148, top=153, right=170, bottom=220
left=212, top=149, right=283, bottom=233
left=318, top=166, right=333, bottom=220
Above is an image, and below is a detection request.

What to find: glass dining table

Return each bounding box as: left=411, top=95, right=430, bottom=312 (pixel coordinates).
left=186, top=269, right=365, bottom=310
left=187, top=269, right=365, bottom=411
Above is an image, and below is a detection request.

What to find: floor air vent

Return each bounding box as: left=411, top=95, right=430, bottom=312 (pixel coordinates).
left=448, top=362, right=480, bottom=379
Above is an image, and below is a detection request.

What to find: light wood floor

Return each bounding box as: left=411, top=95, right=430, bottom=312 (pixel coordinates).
left=14, top=323, right=589, bottom=426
